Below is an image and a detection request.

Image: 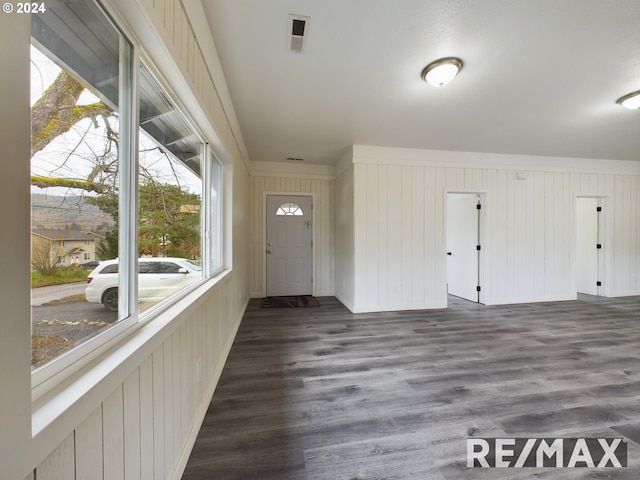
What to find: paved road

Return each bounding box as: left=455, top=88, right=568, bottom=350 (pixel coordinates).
left=31, top=281, right=88, bottom=306
left=32, top=290, right=118, bottom=350
left=32, top=299, right=118, bottom=324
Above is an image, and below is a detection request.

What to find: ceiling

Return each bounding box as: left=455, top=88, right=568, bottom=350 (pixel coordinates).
left=201, top=0, right=640, bottom=166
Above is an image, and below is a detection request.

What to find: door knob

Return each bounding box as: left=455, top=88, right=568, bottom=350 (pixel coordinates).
left=267, top=249, right=272, bottom=254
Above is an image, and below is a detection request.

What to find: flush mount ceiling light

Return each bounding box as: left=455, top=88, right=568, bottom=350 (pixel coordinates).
left=616, top=90, right=640, bottom=109
left=421, top=57, right=463, bottom=87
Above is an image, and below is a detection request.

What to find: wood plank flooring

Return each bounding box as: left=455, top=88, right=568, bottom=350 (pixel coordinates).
left=182, top=295, right=640, bottom=479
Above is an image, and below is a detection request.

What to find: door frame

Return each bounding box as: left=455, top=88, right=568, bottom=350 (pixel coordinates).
left=444, top=189, right=490, bottom=305
left=263, top=192, right=315, bottom=297
left=573, top=194, right=611, bottom=297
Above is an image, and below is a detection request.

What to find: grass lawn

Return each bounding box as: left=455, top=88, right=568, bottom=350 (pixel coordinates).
left=31, top=266, right=89, bottom=288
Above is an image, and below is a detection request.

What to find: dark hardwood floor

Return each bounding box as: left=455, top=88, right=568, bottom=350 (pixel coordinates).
left=182, top=295, right=640, bottom=479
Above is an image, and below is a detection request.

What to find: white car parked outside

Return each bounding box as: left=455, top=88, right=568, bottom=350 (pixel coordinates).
left=86, top=257, right=202, bottom=311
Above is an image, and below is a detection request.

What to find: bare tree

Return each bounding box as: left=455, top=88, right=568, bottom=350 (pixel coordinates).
left=31, top=71, right=112, bottom=156
left=31, top=236, right=63, bottom=276
left=31, top=70, right=116, bottom=193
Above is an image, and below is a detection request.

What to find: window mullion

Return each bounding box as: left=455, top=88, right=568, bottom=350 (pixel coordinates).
left=119, top=36, right=138, bottom=319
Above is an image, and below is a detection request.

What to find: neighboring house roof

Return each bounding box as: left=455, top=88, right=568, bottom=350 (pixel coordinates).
left=31, top=229, right=106, bottom=242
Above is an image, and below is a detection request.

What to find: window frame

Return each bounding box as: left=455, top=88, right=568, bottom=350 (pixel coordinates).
left=30, top=1, right=226, bottom=395
left=31, top=0, right=139, bottom=391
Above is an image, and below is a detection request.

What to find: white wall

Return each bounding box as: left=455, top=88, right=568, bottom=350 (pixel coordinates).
left=335, top=163, right=355, bottom=309
left=343, top=145, right=640, bottom=312
left=17, top=0, right=252, bottom=478
left=249, top=173, right=334, bottom=297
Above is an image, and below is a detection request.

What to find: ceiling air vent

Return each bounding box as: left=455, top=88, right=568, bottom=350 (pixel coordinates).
left=287, top=14, right=310, bottom=53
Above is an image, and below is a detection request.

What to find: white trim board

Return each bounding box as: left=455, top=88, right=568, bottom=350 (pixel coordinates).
left=352, top=145, right=640, bottom=176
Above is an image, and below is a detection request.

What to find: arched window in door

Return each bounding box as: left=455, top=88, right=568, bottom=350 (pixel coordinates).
left=276, top=202, right=304, bottom=216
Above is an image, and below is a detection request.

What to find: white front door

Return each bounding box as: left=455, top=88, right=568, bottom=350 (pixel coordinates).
left=447, top=193, right=481, bottom=302
left=266, top=195, right=313, bottom=296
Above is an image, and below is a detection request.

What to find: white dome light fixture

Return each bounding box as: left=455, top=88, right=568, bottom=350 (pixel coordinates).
left=617, top=90, right=640, bottom=109
left=422, top=57, right=463, bottom=87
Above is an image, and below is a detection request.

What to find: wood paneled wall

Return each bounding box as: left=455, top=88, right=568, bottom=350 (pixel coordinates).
left=32, top=282, right=243, bottom=480
left=348, top=152, right=640, bottom=312
left=335, top=166, right=355, bottom=309
left=250, top=175, right=335, bottom=297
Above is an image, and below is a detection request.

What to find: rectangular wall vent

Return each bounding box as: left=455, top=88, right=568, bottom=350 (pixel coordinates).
left=288, top=14, right=310, bottom=53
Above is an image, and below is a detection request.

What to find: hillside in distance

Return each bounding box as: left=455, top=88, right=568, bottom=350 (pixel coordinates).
left=31, top=193, right=115, bottom=233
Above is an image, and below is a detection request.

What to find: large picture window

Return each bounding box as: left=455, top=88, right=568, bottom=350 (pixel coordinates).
left=30, top=1, right=224, bottom=371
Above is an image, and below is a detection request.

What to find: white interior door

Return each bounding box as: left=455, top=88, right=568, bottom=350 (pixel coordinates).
left=576, top=197, right=599, bottom=295
left=447, top=193, right=480, bottom=302
left=266, top=195, right=313, bottom=296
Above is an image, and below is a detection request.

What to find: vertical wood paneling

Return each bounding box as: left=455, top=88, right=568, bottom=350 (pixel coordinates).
left=75, top=406, right=103, bottom=480
left=494, top=170, right=508, bottom=298
left=411, top=166, right=425, bottom=305
left=140, top=0, right=153, bottom=15
left=434, top=167, right=447, bottom=301
left=424, top=167, right=437, bottom=303
left=400, top=166, right=412, bottom=306
left=614, top=175, right=627, bottom=292
left=153, top=0, right=164, bottom=29
left=635, top=175, right=640, bottom=290
left=36, top=281, right=246, bottom=480
left=103, top=385, right=125, bottom=480
left=171, top=330, right=181, bottom=468
left=353, top=165, right=367, bottom=306
left=35, top=433, right=74, bottom=479
left=180, top=8, right=189, bottom=69
left=387, top=165, right=402, bottom=306
left=622, top=175, right=632, bottom=290
left=162, top=339, right=174, bottom=475
left=378, top=165, right=388, bottom=306
left=533, top=172, right=545, bottom=297
left=152, top=349, right=165, bottom=479
left=554, top=173, right=566, bottom=294
left=139, top=357, right=154, bottom=478
left=123, top=369, right=141, bottom=480
left=543, top=172, right=554, bottom=296
left=502, top=172, right=516, bottom=298
left=521, top=173, right=532, bottom=297
left=351, top=155, right=639, bottom=310
left=365, top=165, right=379, bottom=305
left=164, top=0, right=174, bottom=43
left=179, top=323, right=189, bottom=442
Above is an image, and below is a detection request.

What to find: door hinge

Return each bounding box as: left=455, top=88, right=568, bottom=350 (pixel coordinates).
left=476, top=286, right=481, bottom=292
left=596, top=243, right=602, bottom=249
left=476, top=245, right=481, bottom=251
left=477, top=203, right=482, bottom=210
left=596, top=281, right=602, bottom=286
left=597, top=206, right=602, bottom=212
